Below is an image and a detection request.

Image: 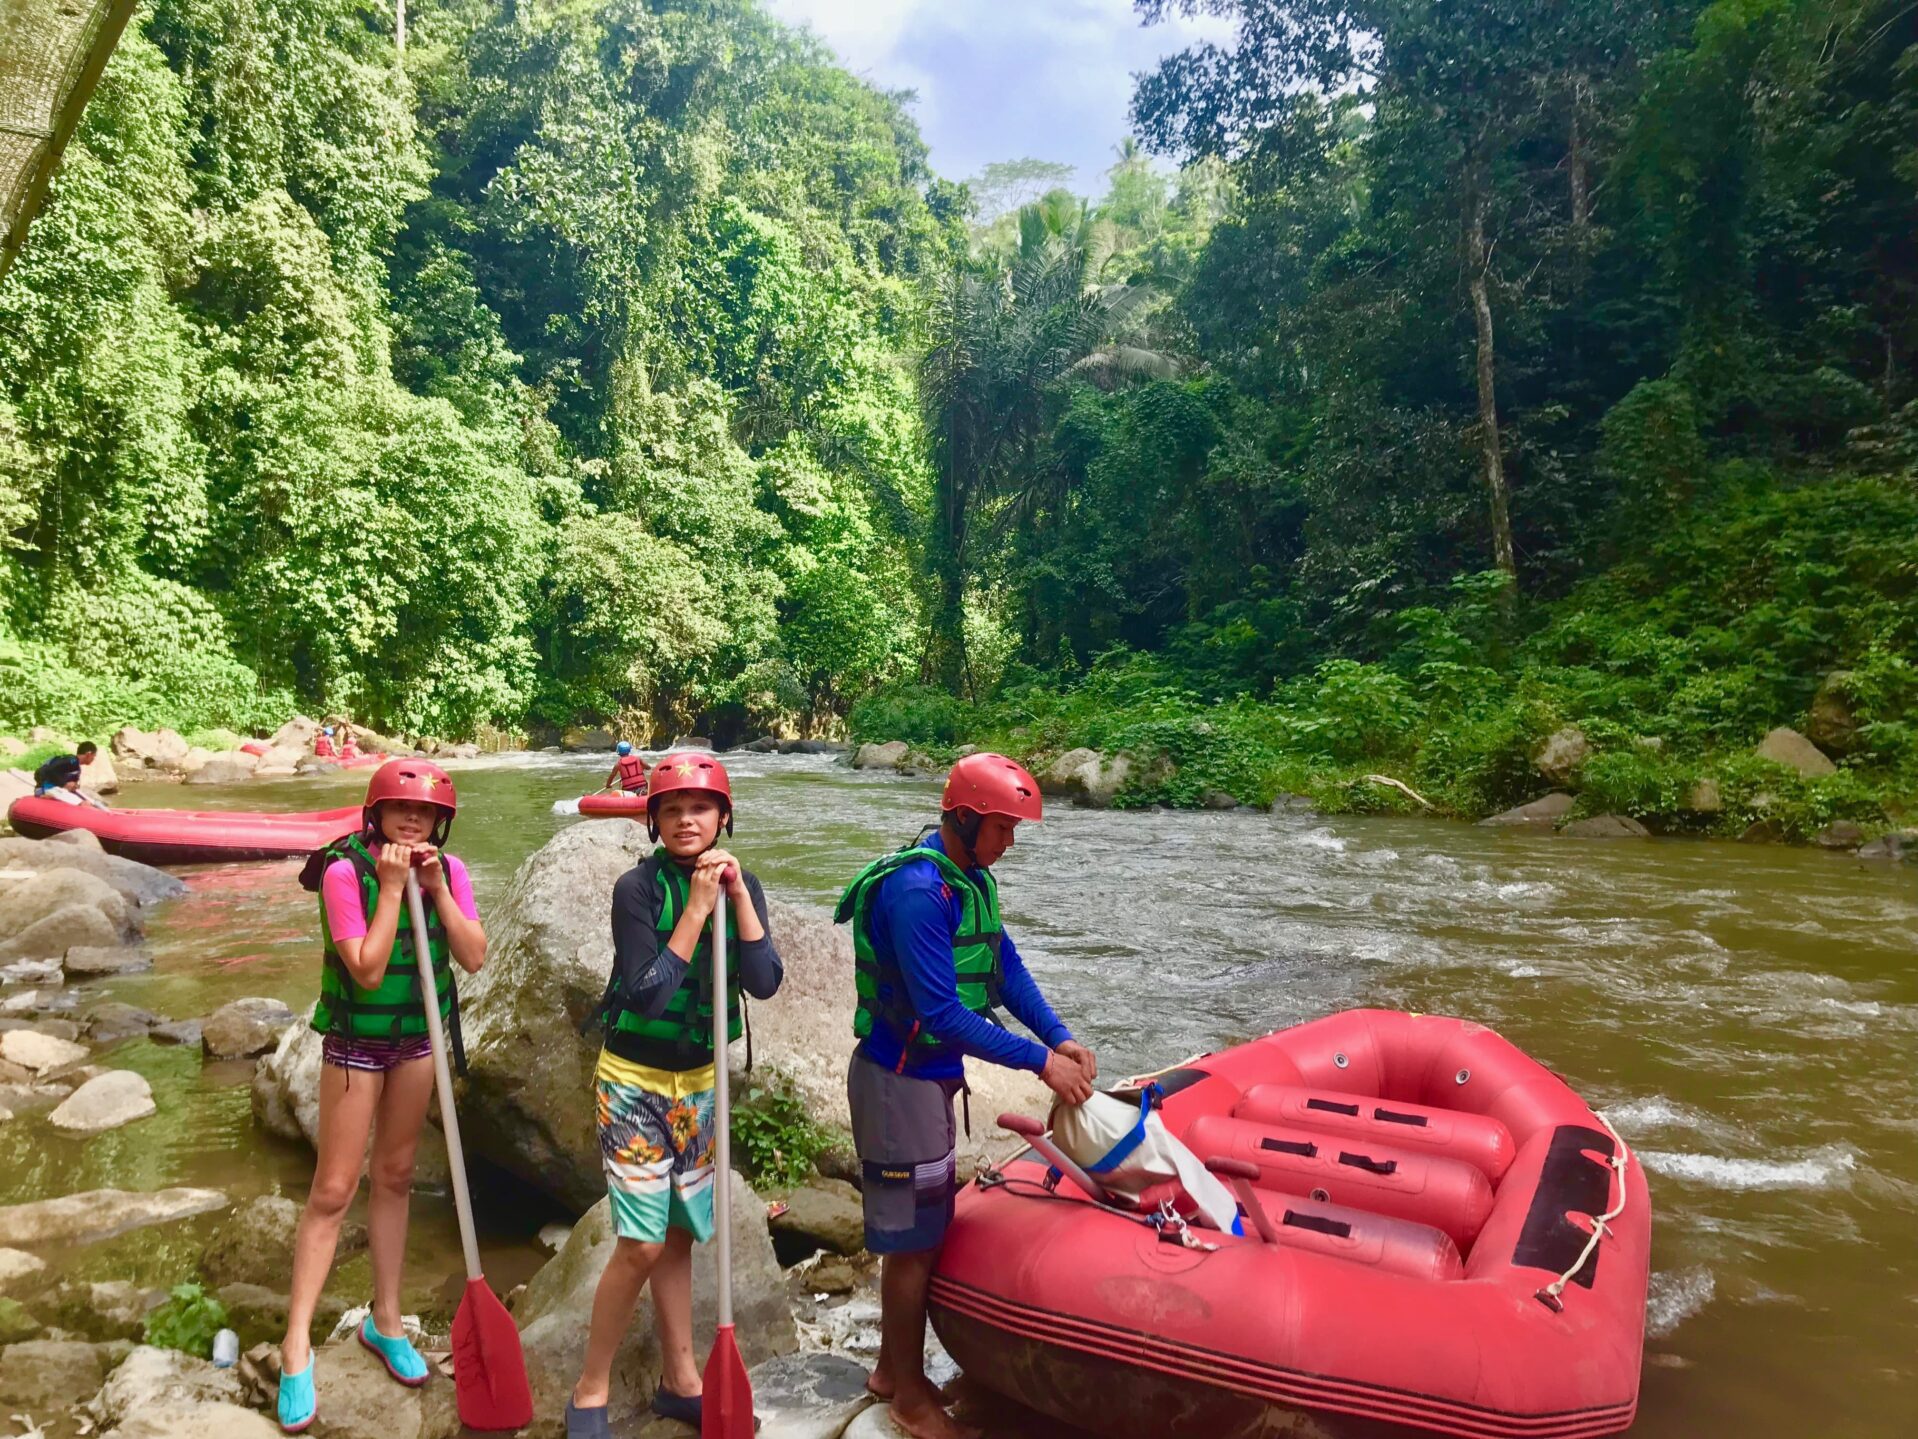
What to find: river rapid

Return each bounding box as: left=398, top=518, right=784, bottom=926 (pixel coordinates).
left=9, top=751, right=1914, bottom=1436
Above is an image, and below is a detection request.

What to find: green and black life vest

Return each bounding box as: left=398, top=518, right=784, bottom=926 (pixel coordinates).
left=306, top=833, right=463, bottom=1069
left=599, top=850, right=744, bottom=1070
left=834, top=843, right=1005, bottom=1050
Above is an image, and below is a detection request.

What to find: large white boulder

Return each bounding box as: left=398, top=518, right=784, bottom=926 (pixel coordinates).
left=1753, top=726, right=1837, bottom=778
left=1039, top=747, right=1132, bottom=808
left=49, top=1070, right=155, bottom=1133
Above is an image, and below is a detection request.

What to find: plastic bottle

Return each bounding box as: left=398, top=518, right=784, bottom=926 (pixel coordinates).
left=211, top=1328, right=240, bottom=1368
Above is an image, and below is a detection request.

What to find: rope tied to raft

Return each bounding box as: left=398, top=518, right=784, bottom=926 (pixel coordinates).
left=1535, top=1111, right=1631, bottom=1314
left=974, top=1167, right=1220, bottom=1251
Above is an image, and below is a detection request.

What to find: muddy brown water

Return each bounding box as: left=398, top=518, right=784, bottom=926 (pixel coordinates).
left=6, top=752, right=1914, bottom=1435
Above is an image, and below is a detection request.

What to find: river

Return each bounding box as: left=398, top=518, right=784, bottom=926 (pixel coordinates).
left=9, top=751, right=1915, bottom=1436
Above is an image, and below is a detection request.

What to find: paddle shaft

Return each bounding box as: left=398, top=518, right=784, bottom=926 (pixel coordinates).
left=712, top=886, right=734, bottom=1327
left=406, top=869, right=483, bottom=1280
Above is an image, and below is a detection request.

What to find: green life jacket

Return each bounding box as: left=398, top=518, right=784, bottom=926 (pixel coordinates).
left=835, top=842, right=1005, bottom=1051
left=308, top=833, right=463, bottom=1068
left=600, top=850, right=744, bottom=1070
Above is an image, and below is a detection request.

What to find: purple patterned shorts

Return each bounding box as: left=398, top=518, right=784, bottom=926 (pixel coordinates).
left=321, top=1032, right=434, bottom=1073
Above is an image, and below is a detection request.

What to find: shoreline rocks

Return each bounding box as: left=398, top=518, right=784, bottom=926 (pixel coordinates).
left=203, top=997, right=297, bottom=1060
left=1478, top=792, right=1575, bottom=829
left=0, top=1186, right=228, bottom=1247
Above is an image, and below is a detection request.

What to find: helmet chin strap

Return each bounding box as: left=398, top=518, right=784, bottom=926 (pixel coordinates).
left=945, top=807, right=985, bottom=862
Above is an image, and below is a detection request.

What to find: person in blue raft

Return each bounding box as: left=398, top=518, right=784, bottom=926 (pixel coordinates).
left=833, top=752, right=1096, bottom=1439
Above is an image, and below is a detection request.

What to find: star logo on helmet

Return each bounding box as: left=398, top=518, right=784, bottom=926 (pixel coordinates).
left=674, top=762, right=698, bottom=777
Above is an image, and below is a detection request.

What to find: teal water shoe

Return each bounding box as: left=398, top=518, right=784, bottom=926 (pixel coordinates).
left=358, top=1315, right=430, bottom=1387
left=277, top=1353, right=316, bottom=1433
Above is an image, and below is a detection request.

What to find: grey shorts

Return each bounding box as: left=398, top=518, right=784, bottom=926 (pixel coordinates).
left=846, top=1051, right=960, bottom=1255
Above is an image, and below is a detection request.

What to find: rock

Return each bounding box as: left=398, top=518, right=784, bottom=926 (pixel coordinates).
left=113, top=727, right=191, bottom=769
left=216, top=1283, right=346, bottom=1348
left=769, top=1178, right=866, bottom=1259
left=251, top=1010, right=323, bottom=1144
left=1806, top=672, right=1859, bottom=756
left=0, top=1187, right=228, bottom=1247
left=1039, top=747, right=1133, bottom=809
left=0, top=865, right=130, bottom=944
left=289, top=1335, right=458, bottom=1439
left=150, top=1018, right=204, bottom=1047
left=1739, top=818, right=1785, bottom=844
left=1856, top=831, right=1916, bottom=862
left=0, top=900, right=128, bottom=960
left=1814, top=820, right=1865, bottom=850
left=1534, top=726, right=1591, bottom=785
left=0, top=1296, right=42, bottom=1344
left=83, top=748, right=122, bottom=795
left=105, top=1401, right=282, bottom=1439
left=1268, top=794, right=1316, bottom=815
left=1200, top=789, right=1240, bottom=810
left=0, top=1246, right=48, bottom=1297
left=0, top=1081, right=72, bottom=1116
left=45, top=827, right=106, bottom=851
left=86, top=1001, right=161, bottom=1043
left=295, top=756, right=341, bottom=775
left=2, top=989, right=38, bottom=1015
left=41, top=1277, right=164, bottom=1341
left=779, top=739, right=846, bottom=755
left=202, top=996, right=297, bottom=1059
left=513, top=1181, right=796, bottom=1438
left=741, top=736, right=782, bottom=753
left=0, top=836, right=188, bottom=909
left=185, top=752, right=261, bottom=786
left=255, top=765, right=299, bottom=779
left=560, top=726, right=619, bottom=752
left=49, top=1070, right=156, bottom=1133
left=800, top=1253, right=864, bottom=1297
left=1559, top=814, right=1652, bottom=839
left=1478, top=792, right=1577, bottom=829
left=1753, top=726, right=1837, bottom=778
left=174, top=746, right=214, bottom=776
left=851, top=740, right=910, bottom=771
left=26, top=1016, right=82, bottom=1041
left=535, top=1222, right=572, bottom=1253
left=460, top=821, right=1050, bottom=1206
left=1684, top=779, right=1723, bottom=815
left=89, top=1344, right=249, bottom=1427
left=0, top=1338, right=105, bottom=1411
left=202, top=1196, right=365, bottom=1289
left=0, top=1027, right=89, bottom=1075
left=66, top=944, right=155, bottom=977
left=268, top=717, right=322, bottom=753
left=0, top=954, right=63, bottom=986
left=749, top=1352, right=875, bottom=1439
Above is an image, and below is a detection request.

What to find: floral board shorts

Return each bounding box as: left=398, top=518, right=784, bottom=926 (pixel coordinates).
left=595, top=1068, right=717, bottom=1244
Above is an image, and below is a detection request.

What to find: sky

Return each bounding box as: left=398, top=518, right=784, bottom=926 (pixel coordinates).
left=762, top=0, right=1237, bottom=201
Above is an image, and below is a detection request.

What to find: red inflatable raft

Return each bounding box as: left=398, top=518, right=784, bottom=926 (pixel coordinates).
left=6, top=797, right=360, bottom=866
left=578, top=791, right=648, bottom=816
left=930, top=1009, right=1649, bottom=1439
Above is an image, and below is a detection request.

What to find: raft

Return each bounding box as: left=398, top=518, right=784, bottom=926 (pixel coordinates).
left=930, top=1009, right=1649, bottom=1439
left=578, top=791, right=648, bottom=816
left=6, top=797, right=361, bottom=865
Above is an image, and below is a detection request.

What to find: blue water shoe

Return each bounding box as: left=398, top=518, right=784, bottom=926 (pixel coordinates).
left=358, top=1315, right=430, bottom=1387
left=277, top=1353, right=316, bottom=1433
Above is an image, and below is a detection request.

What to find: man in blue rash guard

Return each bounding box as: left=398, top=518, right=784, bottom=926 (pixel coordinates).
left=834, top=752, right=1095, bottom=1439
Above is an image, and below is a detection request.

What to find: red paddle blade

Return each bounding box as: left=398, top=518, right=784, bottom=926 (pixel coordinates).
left=451, top=1276, right=534, bottom=1431
left=701, top=1324, right=755, bottom=1439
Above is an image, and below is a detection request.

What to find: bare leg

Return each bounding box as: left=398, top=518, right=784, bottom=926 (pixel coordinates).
left=571, top=1238, right=665, bottom=1409
left=878, top=1249, right=979, bottom=1439
left=282, top=1064, right=383, bottom=1371
left=365, top=1055, right=436, bottom=1337
left=649, top=1227, right=702, bottom=1397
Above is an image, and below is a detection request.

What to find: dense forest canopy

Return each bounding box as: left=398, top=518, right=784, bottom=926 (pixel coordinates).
left=2, top=0, right=1914, bottom=833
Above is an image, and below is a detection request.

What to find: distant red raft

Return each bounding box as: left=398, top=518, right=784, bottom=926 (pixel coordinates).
left=930, top=1009, right=1650, bottom=1439
left=577, top=792, right=648, bottom=817
left=6, top=797, right=361, bottom=866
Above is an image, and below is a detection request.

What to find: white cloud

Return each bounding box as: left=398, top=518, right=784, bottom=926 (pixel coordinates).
left=762, top=0, right=1236, bottom=193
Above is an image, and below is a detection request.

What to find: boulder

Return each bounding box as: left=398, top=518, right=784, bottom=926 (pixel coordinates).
left=768, top=1178, right=866, bottom=1258
left=50, top=1070, right=156, bottom=1133
left=113, top=727, right=191, bottom=769
left=82, top=749, right=122, bottom=795
left=86, top=1001, right=162, bottom=1043
left=0, top=1245, right=49, bottom=1297
left=268, top=717, right=322, bottom=753
left=741, top=736, right=782, bottom=753
left=46, top=826, right=106, bottom=851
left=0, top=865, right=129, bottom=945
left=1684, top=779, right=1723, bottom=815
left=40, top=1277, right=165, bottom=1341
left=185, top=751, right=261, bottom=786
left=1039, top=748, right=1133, bottom=809
left=1201, top=789, right=1240, bottom=810
left=1740, top=818, right=1786, bottom=844
left=748, top=1352, right=875, bottom=1439
left=0, top=1338, right=104, bottom=1410
left=296, top=757, right=341, bottom=775
left=215, top=1282, right=346, bottom=1348
left=1268, top=794, right=1317, bottom=815
left=89, top=1344, right=248, bottom=1428
left=251, top=1010, right=323, bottom=1144
left=0, top=953, right=63, bottom=986
left=1806, top=672, right=1859, bottom=756
left=1753, top=726, right=1836, bottom=778
left=1533, top=726, right=1591, bottom=785
left=202, top=1195, right=365, bottom=1289
left=445, top=743, right=480, bottom=760
left=150, top=1018, right=204, bottom=1047
left=66, top=945, right=154, bottom=977
left=1814, top=820, right=1865, bottom=850
left=513, top=1182, right=795, bottom=1437
left=800, top=1252, right=864, bottom=1297
left=173, top=745, right=214, bottom=777
left=0, top=1187, right=228, bottom=1247
left=1856, top=831, right=1916, bottom=862
left=0, top=836, right=187, bottom=909
left=28, top=1016, right=82, bottom=1041
left=560, top=726, right=618, bottom=752
left=105, top=1401, right=281, bottom=1439
left=0, top=1296, right=41, bottom=1344
left=1478, top=792, right=1577, bottom=829
left=0, top=1027, right=89, bottom=1075
left=293, top=1334, right=459, bottom=1439
left=0, top=1082, right=72, bottom=1117
left=202, top=996, right=297, bottom=1059
left=459, top=820, right=1049, bottom=1207
left=779, top=739, right=846, bottom=755
left=669, top=735, right=714, bottom=750
left=1559, top=814, right=1652, bottom=839
left=851, top=740, right=910, bottom=771
left=0, top=900, right=126, bottom=960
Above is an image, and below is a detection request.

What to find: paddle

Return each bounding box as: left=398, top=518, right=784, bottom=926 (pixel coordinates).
left=701, top=883, right=755, bottom=1438
left=404, top=868, right=533, bottom=1432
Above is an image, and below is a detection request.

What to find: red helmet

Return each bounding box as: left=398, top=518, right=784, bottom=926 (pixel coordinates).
left=646, top=752, right=733, bottom=839
left=942, top=752, right=1042, bottom=823
left=363, top=758, right=457, bottom=841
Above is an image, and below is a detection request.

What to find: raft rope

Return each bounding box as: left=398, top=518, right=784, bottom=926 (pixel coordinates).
left=1535, top=1111, right=1632, bottom=1314
left=974, top=1167, right=1220, bottom=1252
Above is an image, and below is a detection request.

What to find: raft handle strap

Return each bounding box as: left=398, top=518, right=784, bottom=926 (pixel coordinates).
left=1337, top=1151, right=1397, bottom=1176
left=1535, top=1111, right=1632, bottom=1314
